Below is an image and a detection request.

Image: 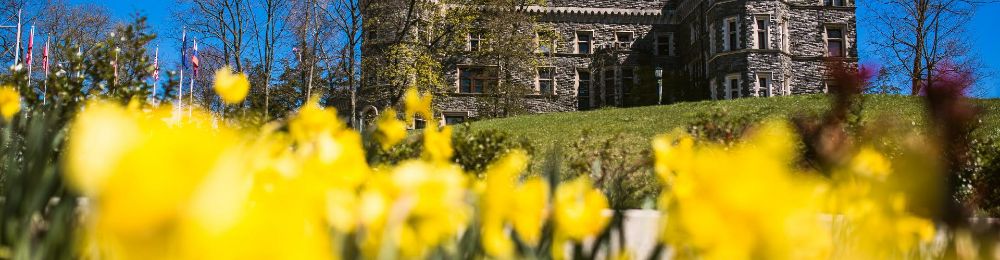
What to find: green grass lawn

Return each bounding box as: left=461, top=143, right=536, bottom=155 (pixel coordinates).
left=467, top=95, right=1000, bottom=158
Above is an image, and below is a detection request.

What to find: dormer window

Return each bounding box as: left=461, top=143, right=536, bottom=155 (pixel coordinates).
left=615, top=32, right=634, bottom=49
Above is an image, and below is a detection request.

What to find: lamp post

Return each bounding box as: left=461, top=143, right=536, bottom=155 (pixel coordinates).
left=655, top=65, right=663, bottom=105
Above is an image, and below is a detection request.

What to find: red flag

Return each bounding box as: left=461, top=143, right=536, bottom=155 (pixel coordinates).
left=42, top=37, right=49, bottom=74
left=191, top=39, right=200, bottom=77
left=25, top=27, right=33, bottom=67
left=153, top=47, right=160, bottom=82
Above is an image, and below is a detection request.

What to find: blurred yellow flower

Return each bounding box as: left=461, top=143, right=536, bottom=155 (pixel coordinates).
left=479, top=150, right=548, bottom=257
left=554, top=177, right=609, bottom=241
left=423, top=125, right=454, bottom=163
left=0, top=86, right=20, bottom=121
left=213, top=67, right=250, bottom=105
left=404, top=87, right=433, bottom=122
left=375, top=108, right=408, bottom=150
left=850, top=147, right=892, bottom=179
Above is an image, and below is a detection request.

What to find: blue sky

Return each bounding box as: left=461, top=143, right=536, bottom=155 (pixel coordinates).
left=76, top=0, right=1000, bottom=98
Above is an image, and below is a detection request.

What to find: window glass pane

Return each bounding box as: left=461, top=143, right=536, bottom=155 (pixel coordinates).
left=828, top=41, right=843, bottom=57
left=827, top=29, right=843, bottom=39
left=657, top=35, right=670, bottom=55
left=540, top=81, right=552, bottom=94
left=445, top=116, right=465, bottom=125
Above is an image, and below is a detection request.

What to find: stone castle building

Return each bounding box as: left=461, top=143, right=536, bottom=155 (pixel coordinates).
left=362, top=0, right=857, bottom=124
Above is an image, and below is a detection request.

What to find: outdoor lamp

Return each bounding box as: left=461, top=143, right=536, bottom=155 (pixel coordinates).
left=655, top=66, right=663, bottom=79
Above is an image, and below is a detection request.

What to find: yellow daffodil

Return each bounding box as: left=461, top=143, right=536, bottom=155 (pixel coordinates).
left=0, top=86, right=20, bottom=121
left=554, top=177, right=609, bottom=241
left=404, top=87, right=433, bottom=122
left=423, top=125, right=454, bottom=163
left=213, top=67, right=250, bottom=104
left=375, top=108, right=408, bottom=150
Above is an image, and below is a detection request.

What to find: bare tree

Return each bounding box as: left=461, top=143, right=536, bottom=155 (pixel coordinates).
left=248, top=0, right=288, bottom=118
left=174, top=0, right=252, bottom=72
left=868, top=0, right=993, bottom=95
left=322, top=0, right=363, bottom=124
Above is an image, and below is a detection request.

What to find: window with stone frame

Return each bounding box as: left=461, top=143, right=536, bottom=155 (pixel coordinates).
left=709, top=22, right=717, bottom=54
left=468, top=30, right=485, bottom=52
left=443, top=112, right=468, bottom=125
left=458, top=66, right=497, bottom=93
left=824, top=0, right=847, bottom=6
left=615, top=31, right=634, bottom=49
left=655, top=32, right=674, bottom=56
left=576, top=31, right=593, bottom=54
left=577, top=70, right=591, bottom=110
left=825, top=26, right=846, bottom=57
left=603, top=69, right=616, bottom=105
left=756, top=73, right=773, bottom=97
left=723, top=17, right=740, bottom=51
left=537, top=30, right=558, bottom=54
left=754, top=17, right=769, bottom=49
left=537, top=67, right=556, bottom=94
left=726, top=74, right=742, bottom=99
left=781, top=21, right=790, bottom=52
left=621, top=67, right=636, bottom=99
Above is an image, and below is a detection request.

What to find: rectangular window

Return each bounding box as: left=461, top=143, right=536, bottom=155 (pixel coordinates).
left=615, top=32, right=634, bottom=49
left=781, top=21, right=790, bottom=52
left=655, top=33, right=673, bottom=56
left=604, top=69, right=616, bottom=105
left=826, top=27, right=845, bottom=57
left=709, top=22, right=717, bottom=54
left=537, top=30, right=557, bottom=54
left=622, top=67, right=635, bottom=99
left=726, top=74, right=741, bottom=99
left=824, top=0, right=846, bottom=6
left=458, top=67, right=497, bottom=93
left=690, top=23, right=698, bottom=44
left=469, top=30, right=485, bottom=51
left=444, top=114, right=467, bottom=125
left=576, top=31, right=593, bottom=54
left=537, top=67, right=555, bottom=94
left=726, top=18, right=739, bottom=51
left=755, top=18, right=769, bottom=49
left=577, top=70, right=591, bottom=109
left=757, top=74, right=772, bottom=97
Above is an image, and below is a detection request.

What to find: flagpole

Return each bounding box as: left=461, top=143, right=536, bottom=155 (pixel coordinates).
left=14, top=9, right=20, bottom=66
left=43, top=36, right=48, bottom=105
left=189, top=77, right=194, bottom=117
left=152, top=46, right=158, bottom=106
left=179, top=29, right=186, bottom=114
left=26, top=25, right=33, bottom=92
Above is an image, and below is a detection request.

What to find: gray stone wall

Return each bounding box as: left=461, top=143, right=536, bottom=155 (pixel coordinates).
left=422, top=0, right=857, bottom=120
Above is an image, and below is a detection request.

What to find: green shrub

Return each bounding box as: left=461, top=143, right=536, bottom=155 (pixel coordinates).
left=365, top=124, right=533, bottom=178
left=963, top=131, right=1000, bottom=217
left=564, top=131, right=658, bottom=210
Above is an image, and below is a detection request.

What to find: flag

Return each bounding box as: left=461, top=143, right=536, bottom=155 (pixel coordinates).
left=191, top=38, right=200, bottom=77
left=181, top=30, right=188, bottom=70
left=25, top=26, right=33, bottom=68
left=42, top=37, right=49, bottom=75
left=153, top=47, right=160, bottom=82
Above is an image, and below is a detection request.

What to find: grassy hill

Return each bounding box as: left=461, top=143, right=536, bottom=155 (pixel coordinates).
left=467, top=95, right=1000, bottom=158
